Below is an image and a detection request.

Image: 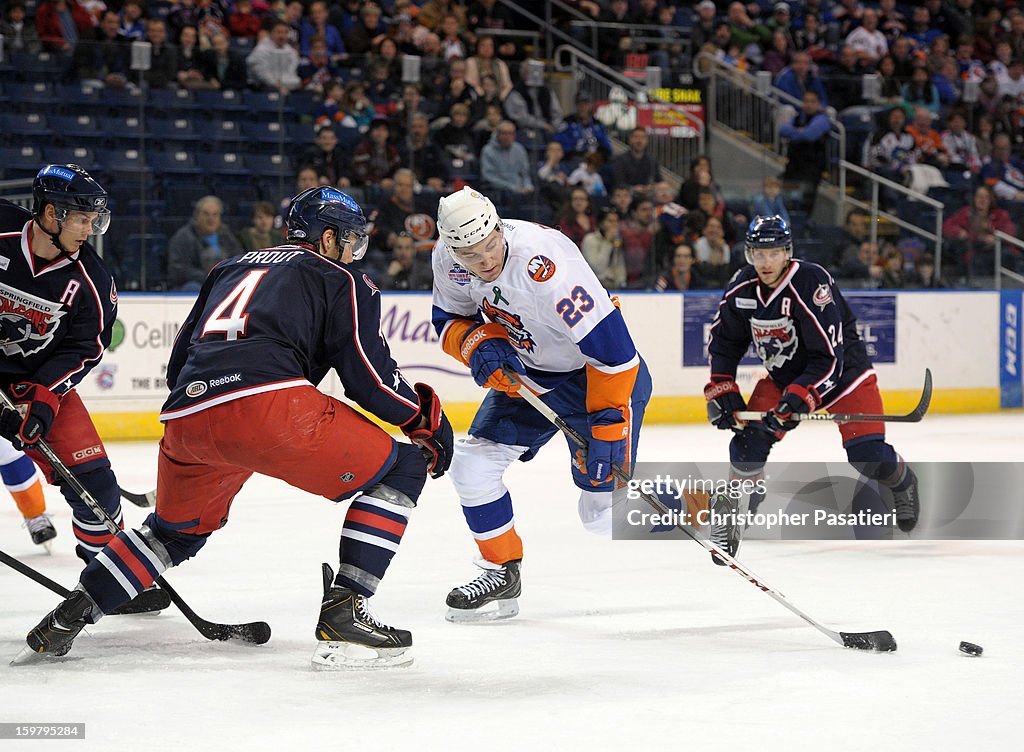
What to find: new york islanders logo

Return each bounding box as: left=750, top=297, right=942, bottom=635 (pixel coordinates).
left=480, top=298, right=536, bottom=353
left=0, top=283, right=66, bottom=358
left=750, top=316, right=799, bottom=370
left=526, top=254, right=556, bottom=282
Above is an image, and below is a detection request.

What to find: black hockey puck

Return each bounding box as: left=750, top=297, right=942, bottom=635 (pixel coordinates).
left=958, top=641, right=983, bottom=656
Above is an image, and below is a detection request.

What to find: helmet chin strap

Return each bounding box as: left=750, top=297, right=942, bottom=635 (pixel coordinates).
left=35, top=214, right=76, bottom=260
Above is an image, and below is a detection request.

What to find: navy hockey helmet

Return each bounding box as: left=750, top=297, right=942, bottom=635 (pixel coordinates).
left=32, top=164, right=111, bottom=235
left=744, top=214, right=793, bottom=264
left=286, top=186, right=369, bottom=260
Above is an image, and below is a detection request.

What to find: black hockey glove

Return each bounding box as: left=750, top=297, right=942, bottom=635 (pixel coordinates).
left=0, top=382, right=59, bottom=450
left=762, top=385, right=819, bottom=434
left=704, top=376, right=746, bottom=431
left=402, top=383, right=454, bottom=479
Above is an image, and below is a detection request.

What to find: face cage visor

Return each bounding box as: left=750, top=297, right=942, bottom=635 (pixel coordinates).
left=745, top=243, right=792, bottom=265
left=341, top=229, right=369, bottom=260
left=54, top=205, right=112, bottom=236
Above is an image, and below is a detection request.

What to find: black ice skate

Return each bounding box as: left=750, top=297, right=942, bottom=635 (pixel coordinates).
left=12, top=590, right=95, bottom=664
left=708, top=493, right=741, bottom=566
left=109, top=586, right=172, bottom=615
left=24, top=513, right=57, bottom=551
left=891, top=468, right=920, bottom=533
left=446, top=558, right=521, bottom=623
left=311, top=564, right=412, bottom=670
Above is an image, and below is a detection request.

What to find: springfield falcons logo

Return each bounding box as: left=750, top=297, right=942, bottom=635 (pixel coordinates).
left=750, top=316, right=798, bottom=370
left=0, top=282, right=65, bottom=357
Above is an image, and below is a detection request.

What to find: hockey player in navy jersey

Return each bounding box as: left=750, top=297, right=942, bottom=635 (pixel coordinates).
left=432, top=187, right=652, bottom=622
left=704, top=216, right=919, bottom=562
left=0, top=165, right=141, bottom=563
left=20, top=186, right=454, bottom=669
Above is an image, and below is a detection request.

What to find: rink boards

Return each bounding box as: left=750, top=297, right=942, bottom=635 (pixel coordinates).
left=80, top=290, right=1001, bottom=440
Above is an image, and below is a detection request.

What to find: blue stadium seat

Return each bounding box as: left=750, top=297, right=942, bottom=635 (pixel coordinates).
left=99, top=87, right=145, bottom=115
left=243, top=89, right=294, bottom=119
left=57, top=83, right=104, bottom=110
left=247, top=153, right=294, bottom=179
left=43, top=146, right=102, bottom=172
left=286, top=121, right=316, bottom=143
left=195, top=118, right=245, bottom=149
left=5, top=81, right=60, bottom=108
left=148, top=87, right=198, bottom=115
left=194, top=88, right=248, bottom=114
left=286, top=89, right=320, bottom=117
left=241, top=120, right=288, bottom=146
left=9, top=51, right=66, bottom=82
left=1, top=112, right=52, bottom=144
left=99, top=115, right=147, bottom=139
left=150, top=150, right=203, bottom=177
left=0, top=145, right=45, bottom=180
left=149, top=117, right=201, bottom=143
left=49, top=114, right=104, bottom=146
left=204, top=152, right=250, bottom=178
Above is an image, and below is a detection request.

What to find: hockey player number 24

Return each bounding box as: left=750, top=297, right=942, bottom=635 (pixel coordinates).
left=200, top=269, right=269, bottom=341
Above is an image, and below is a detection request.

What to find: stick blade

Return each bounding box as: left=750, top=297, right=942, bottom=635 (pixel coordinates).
left=840, top=630, right=897, bottom=652
left=120, top=487, right=156, bottom=508
left=198, top=621, right=272, bottom=645
left=909, top=368, right=932, bottom=420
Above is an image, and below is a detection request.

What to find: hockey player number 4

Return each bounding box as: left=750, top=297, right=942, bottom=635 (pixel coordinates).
left=200, top=270, right=268, bottom=341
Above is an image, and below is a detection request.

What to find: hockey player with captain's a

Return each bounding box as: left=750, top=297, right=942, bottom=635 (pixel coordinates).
left=0, top=165, right=165, bottom=614
left=431, top=187, right=652, bottom=622
left=703, top=215, right=920, bottom=562
left=19, top=186, right=455, bottom=670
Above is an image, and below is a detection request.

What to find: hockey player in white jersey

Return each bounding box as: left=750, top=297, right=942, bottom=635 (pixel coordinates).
left=432, top=187, right=652, bottom=621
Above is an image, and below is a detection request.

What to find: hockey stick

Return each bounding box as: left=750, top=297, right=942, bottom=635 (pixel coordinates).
left=0, top=548, right=72, bottom=598
left=0, top=393, right=271, bottom=645
left=734, top=369, right=932, bottom=424
left=504, top=368, right=897, bottom=652
left=120, top=486, right=156, bottom=508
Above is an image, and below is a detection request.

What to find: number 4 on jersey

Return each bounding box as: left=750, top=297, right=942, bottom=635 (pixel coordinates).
left=201, top=270, right=268, bottom=340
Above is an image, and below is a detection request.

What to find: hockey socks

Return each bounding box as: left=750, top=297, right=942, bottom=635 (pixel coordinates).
left=461, top=491, right=524, bottom=564
left=78, top=527, right=171, bottom=616
left=2, top=453, right=46, bottom=519
left=336, top=484, right=414, bottom=596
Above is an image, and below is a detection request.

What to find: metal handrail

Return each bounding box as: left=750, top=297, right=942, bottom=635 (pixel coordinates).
left=838, top=160, right=944, bottom=276
left=496, top=0, right=587, bottom=60
left=554, top=44, right=648, bottom=97
left=995, top=231, right=1024, bottom=290
left=692, top=51, right=846, bottom=186
left=567, top=19, right=693, bottom=59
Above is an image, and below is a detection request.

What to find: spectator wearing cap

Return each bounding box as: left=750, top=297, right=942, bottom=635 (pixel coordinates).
left=691, top=0, right=719, bottom=52
left=905, top=6, right=942, bottom=51
left=351, top=118, right=402, bottom=189
left=766, top=3, right=795, bottom=46
left=774, top=52, right=828, bottom=107
left=553, top=91, right=613, bottom=162
left=300, top=124, right=350, bottom=187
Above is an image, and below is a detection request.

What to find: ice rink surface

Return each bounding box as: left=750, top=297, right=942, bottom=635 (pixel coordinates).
left=1, top=414, right=1022, bottom=751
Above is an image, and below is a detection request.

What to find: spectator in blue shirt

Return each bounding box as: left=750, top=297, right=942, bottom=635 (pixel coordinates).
left=553, top=91, right=613, bottom=162
left=779, top=89, right=831, bottom=212
left=775, top=51, right=829, bottom=106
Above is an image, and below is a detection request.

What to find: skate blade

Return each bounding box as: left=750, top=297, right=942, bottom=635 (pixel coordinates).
left=8, top=644, right=75, bottom=666
left=311, top=642, right=413, bottom=671
left=445, top=598, right=519, bottom=624
left=40, top=539, right=54, bottom=556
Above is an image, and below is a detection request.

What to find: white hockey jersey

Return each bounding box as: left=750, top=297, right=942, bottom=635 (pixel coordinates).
left=431, top=219, right=639, bottom=393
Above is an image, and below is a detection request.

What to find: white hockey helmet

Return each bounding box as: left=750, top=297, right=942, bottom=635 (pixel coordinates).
left=437, top=186, right=500, bottom=252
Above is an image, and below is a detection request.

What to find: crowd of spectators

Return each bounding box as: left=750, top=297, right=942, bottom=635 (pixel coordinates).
left=6, top=0, right=1024, bottom=290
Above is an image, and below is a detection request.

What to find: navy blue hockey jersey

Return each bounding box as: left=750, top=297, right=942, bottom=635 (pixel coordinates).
left=708, top=260, right=874, bottom=406
left=160, top=245, right=421, bottom=427
left=0, top=200, right=117, bottom=395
